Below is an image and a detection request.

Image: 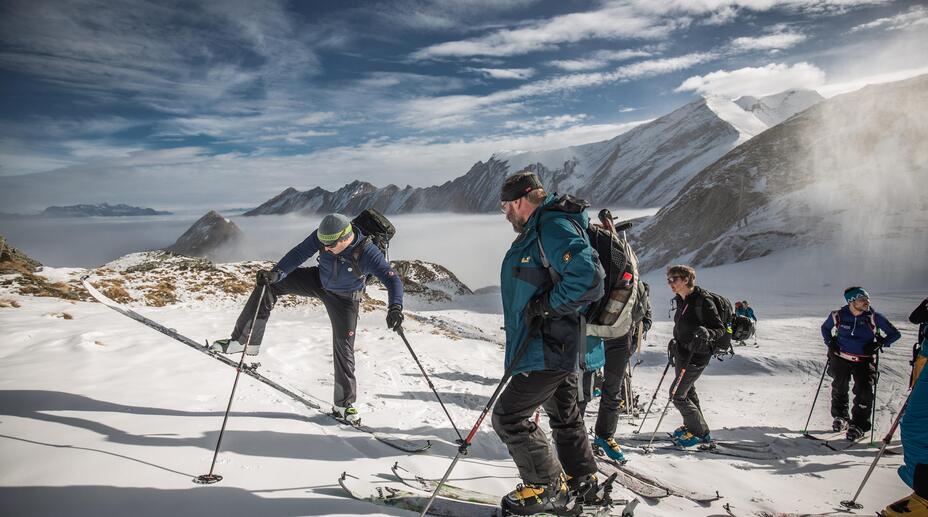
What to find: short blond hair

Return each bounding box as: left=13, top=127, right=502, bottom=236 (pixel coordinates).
left=667, top=264, right=696, bottom=288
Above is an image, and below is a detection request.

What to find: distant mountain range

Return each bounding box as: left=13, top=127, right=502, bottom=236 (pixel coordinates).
left=245, top=89, right=823, bottom=216
left=0, top=203, right=172, bottom=218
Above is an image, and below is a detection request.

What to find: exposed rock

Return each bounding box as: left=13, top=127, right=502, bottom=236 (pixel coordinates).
left=164, top=210, right=243, bottom=259
left=389, top=259, right=473, bottom=302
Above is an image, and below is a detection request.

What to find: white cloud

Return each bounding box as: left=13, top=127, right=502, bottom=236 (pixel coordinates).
left=294, top=112, right=338, bottom=125
left=730, top=31, right=806, bottom=51
left=548, top=49, right=653, bottom=71
left=851, top=5, right=928, bottom=32
left=502, top=114, right=588, bottom=130
left=470, top=67, right=536, bottom=80
left=411, top=5, right=675, bottom=59
left=675, top=62, right=826, bottom=97
left=400, top=53, right=715, bottom=128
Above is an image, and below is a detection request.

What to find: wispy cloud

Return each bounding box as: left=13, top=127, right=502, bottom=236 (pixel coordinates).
left=548, top=49, right=654, bottom=71
left=411, top=5, right=676, bottom=59
left=675, top=62, right=826, bottom=97
left=400, top=53, right=715, bottom=128
left=730, top=30, right=807, bottom=51
left=851, top=5, right=928, bottom=32
left=469, top=67, right=536, bottom=80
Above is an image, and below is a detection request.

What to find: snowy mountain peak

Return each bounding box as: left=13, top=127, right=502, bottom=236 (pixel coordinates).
left=703, top=96, right=770, bottom=144
left=734, top=89, right=824, bottom=127
left=164, top=210, right=243, bottom=259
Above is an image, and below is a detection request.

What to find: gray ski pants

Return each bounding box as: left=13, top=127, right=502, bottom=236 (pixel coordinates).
left=671, top=361, right=710, bottom=438
left=232, top=266, right=360, bottom=407
left=491, top=370, right=597, bottom=486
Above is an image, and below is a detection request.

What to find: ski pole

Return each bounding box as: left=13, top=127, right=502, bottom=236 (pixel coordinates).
left=841, top=392, right=910, bottom=510
left=633, top=321, right=644, bottom=370
left=195, top=284, right=266, bottom=485
left=395, top=326, right=464, bottom=444
left=801, top=356, right=830, bottom=437
left=633, top=358, right=672, bottom=434
left=870, top=351, right=881, bottom=446
left=643, top=346, right=695, bottom=452
left=419, top=321, right=539, bottom=517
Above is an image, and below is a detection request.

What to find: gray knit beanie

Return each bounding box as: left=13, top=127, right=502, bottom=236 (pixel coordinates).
left=317, top=213, right=352, bottom=245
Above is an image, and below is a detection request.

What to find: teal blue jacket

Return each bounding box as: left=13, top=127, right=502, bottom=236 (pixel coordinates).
left=500, top=194, right=605, bottom=375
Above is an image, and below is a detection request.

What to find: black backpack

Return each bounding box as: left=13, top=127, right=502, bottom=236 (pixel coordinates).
left=348, top=208, right=396, bottom=281
left=731, top=314, right=755, bottom=341
left=693, top=289, right=735, bottom=358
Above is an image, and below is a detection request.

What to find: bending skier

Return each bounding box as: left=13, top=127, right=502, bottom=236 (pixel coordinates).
left=493, top=170, right=605, bottom=515
left=820, top=287, right=900, bottom=441
left=212, top=213, right=404, bottom=424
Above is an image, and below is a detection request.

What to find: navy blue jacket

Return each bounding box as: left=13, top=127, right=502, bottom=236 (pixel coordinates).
left=820, top=305, right=900, bottom=355
left=272, top=230, right=403, bottom=306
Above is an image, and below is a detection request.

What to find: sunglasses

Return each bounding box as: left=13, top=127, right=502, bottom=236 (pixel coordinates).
left=323, top=235, right=351, bottom=249
left=500, top=199, right=517, bottom=213
left=667, top=276, right=684, bottom=284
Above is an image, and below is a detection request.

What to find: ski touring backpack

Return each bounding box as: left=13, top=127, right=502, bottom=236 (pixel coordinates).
left=536, top=194, right=641, bottom=339
left=693, top=289, right=737, bottom=359
left=347, top=208, right=396, bottom=282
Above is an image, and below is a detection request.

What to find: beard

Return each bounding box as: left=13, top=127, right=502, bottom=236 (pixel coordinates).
left=506, top=210, right=526, bottom=233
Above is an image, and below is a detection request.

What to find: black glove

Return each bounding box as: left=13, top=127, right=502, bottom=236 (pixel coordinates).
left=386, top=304, right=404, bottom=331
left=694, top=326, right=711, bottom=341
left=256, top=269, right=281, bottom=286
left=524, top=295, right=551, bottom=323
left=667, top=339, right=677, bottom=365
left=863, top=340, right=881, bottom=356
left=641, top=318, right=652, bottom=334
left=827, top=336, right=839, bottom=355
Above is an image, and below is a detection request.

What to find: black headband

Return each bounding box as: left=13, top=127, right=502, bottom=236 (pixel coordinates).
left=500, top=172, right=543, bottom=202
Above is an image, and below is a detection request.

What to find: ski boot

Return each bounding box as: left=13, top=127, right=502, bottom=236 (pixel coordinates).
left=211, top=338, right=260, bottom=356
left=333, top=404, right=361, bottom=425
left=880, top=492, right=928, bottom=516
left=500, top=475, right=572, bottom=516
left=566, top=473, right=599, bottom=505
left=846, top=425, right=865, bottom=441
left=832, top=416, right=849, bottom=432
left=674, top=431, right=713, bottom=448
left=593, top=436, right=627, bottom=463
left=672, top=426, right=688, bottom=439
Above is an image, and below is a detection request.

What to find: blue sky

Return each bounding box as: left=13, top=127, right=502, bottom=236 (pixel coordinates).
left=1, top=0, right=927, bottom=211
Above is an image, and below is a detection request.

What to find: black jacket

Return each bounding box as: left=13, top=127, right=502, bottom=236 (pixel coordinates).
left=672, top=285, right=726, bottom=366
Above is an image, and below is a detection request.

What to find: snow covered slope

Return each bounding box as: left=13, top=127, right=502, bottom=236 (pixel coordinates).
left=0, top=240, right=921, bottom=516
left=634, top=74, right=928, bottom=280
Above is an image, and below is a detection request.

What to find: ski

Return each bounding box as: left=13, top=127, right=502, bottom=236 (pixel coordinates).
left=823, top=435, right=868, bottom=452
left=801, top=429, right=846, bottom=442
left=339, top=472, right=498, bottom=516
left=597, top=458, right=670, bottom=499
left=391, top=462, right=500, bottom=506
left=723, top=502, right=859, bottom=516
left=622, top=434, right=777, bottom=460
left=620, top=433, right=771, bottom=450
left=81, top=276, right=430, bottom=454
left=613, top=462, right=720, bottom=504
left=341, top=472, right=637, bottom=516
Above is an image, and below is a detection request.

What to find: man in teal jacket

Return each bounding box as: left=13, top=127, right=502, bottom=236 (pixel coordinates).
left=491, top=170, right=605, bottom=515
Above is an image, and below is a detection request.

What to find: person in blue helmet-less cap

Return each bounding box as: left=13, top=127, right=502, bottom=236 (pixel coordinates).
left=820, top=286, right=901, bottom=441
left=211, top=213, right=404, bottom=424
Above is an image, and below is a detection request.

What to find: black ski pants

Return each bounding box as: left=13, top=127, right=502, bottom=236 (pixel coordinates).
left=492, top=370, right=597, bottom=486
left=232, top=266, right=360, bottom=407
left=578, top=334, right=631, bottom=439
left=671, top=359, right=709, bottom=438
left=830, top=355, right=876, bottom=431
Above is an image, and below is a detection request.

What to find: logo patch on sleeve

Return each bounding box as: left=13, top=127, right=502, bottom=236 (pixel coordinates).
left=521, top=256, right=532, bottom=264
left=563, top=251, right=572, bottom=263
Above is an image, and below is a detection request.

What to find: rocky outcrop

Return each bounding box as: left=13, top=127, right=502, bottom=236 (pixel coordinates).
left=164, top=210, right=243, bottom=259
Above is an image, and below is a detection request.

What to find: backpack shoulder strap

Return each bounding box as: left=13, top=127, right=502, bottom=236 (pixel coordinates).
left=535, top=213, right=586, bottom=284
left=349, top=236, right=373, bottom=279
